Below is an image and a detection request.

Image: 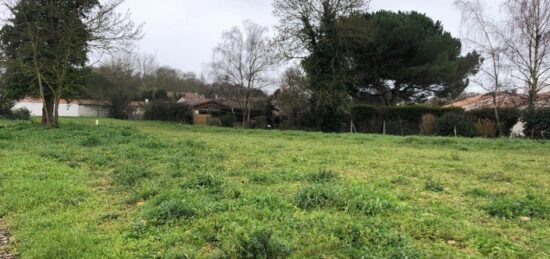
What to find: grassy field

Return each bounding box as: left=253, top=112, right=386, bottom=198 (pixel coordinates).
left=0, top=118, right=549, bottom=258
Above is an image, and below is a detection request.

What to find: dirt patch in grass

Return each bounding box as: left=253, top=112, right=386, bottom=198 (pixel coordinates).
left=0, top=219, right=15, bottom=259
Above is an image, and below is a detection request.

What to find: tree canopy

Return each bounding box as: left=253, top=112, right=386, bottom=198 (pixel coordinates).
left=0, top=0, right=141, bottom=127
left=345, top=11, right=481, bottom=106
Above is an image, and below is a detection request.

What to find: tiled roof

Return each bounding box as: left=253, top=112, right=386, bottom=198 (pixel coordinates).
left=446, top=92, right=550, bottom=111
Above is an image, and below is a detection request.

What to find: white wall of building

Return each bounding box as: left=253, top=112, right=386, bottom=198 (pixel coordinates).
left=13, top=101, right=80, bottom=117
left=58, top=103, right=80, bottom=117
left=12, top=102, right=43, bottom=116
left=78, top=105, right=108, bottom=117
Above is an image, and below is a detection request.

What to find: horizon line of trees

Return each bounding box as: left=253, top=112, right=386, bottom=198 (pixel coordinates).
left=0, top=0, right=548, bottom=135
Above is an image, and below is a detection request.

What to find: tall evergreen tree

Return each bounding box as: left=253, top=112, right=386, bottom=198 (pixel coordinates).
left=344, top=11, right=481, bottom=106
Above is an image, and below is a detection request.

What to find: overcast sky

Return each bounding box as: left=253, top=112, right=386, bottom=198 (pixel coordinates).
left=119, top=0, right=503, bottom=79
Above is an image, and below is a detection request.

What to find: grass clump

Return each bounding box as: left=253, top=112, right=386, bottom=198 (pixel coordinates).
left=465, top=188, right=493, bottom=198
left=222, top=228, right=292, bottom=259
left=112, top=164, right=151, bottom=187
left=307, top=169, right=340, bottom=183
left=294, top=184, right=342, bottom=210
left=346, top=186, right=398, bottom=216
left=485, top=195, right=550, bottom=219
left=425, top=180, right=445, bottom=192
left=80, top=135, right=101, bottom=147
left=192, top=174, right=222, bottom=189
left=142, top=196, right=196, bottom=225
left=294, top=184, right=397, bottom=216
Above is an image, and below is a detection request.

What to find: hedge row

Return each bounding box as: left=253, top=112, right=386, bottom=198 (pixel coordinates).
left=352, top=105, right=550, bottom=139
left=351, top=105, right=463, bottom=123
left=465, top=108, right=521, bottom=136
left=524, top=108, right=550, bottom=139
left=351, top=105, right=465, bottom=135
left=144, top=102, right=193, bottom=123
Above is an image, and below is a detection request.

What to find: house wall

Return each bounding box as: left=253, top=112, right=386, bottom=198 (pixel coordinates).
left=58, top=103, right=80, bottom=117
left=13, top=101, right=79, bottom=117
left=79, top=105, right=108, bottom=117
left=12, top=102, right=43, bottom=116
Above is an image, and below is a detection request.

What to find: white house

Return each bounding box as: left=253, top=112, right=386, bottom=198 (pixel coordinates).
left=13, top=98, right=109, bottom=117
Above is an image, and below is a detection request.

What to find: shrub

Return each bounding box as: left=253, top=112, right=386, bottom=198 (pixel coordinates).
left=419, top=114, right=437, bottom=136
left=523, top=108, right=550, bottom=139
left=436, top=112, right=475, bottom=137
left=109, top=92, right=129, bottom=119
left=207, top=117, right=222, bottom=127
left=219, top=113, right=236, bottom=127
left=254, top=116, right=268, bottom=129
left=144, top=102, right=193, bottom=123
left=11, top=108, right=31, bottom=120
left=474, top=119, right=497, bottom=138
left=485, top=195, right=550, bottom=219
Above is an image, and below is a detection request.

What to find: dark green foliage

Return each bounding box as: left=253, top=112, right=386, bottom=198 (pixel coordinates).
left=350, top=105, right=378, bottom=122
left=467, top=108, right=521, bottom=136
left=0, top=93, right=14, bottom=118
left=0, top=0, right=99, bottom=126
left=436, top=112, right=475, bottom=137
left=485, top=195, right=550, bottom=219
left=218, top=112, right=236, bottom=127
left=425, top=180, right=445, bottom=192
left=109, top=91, right=129, bottom=120
left=351, top=105, right=464, bottom=134
left=11, top=108, right=31, bottom=121
left=383, top=106, right=463, bottom=122
left=144, top=102, right=193, bottom=123
left=345, top=11, right=480, bottom=105
left=523, top=108, right=550, bottom=139
left=113, top=164, right=151, bottom=187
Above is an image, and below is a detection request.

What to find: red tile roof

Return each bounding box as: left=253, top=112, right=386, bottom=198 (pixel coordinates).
left=446, top=92, right=550, bottom=111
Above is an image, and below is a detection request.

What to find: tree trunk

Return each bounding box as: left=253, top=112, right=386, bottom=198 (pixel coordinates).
left=492, top=93, right=502, bottom=136
left=54, top=98, right=61, bottom=126
left=41, top=95, right=55, bottom=127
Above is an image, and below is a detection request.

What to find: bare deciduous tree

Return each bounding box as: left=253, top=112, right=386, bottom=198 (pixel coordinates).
left=503, top=0, right=550, bottom=111
left=273, top=66, right=311, bottom=128
left=273, top=0, right=369, bottom=59
left=455, top=0, right=508, bottom=135
left=211, top=21, right=274, bottom=127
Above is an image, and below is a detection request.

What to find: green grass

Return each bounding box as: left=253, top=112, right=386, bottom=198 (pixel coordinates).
left=0, top=118, right=549, bottom=258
